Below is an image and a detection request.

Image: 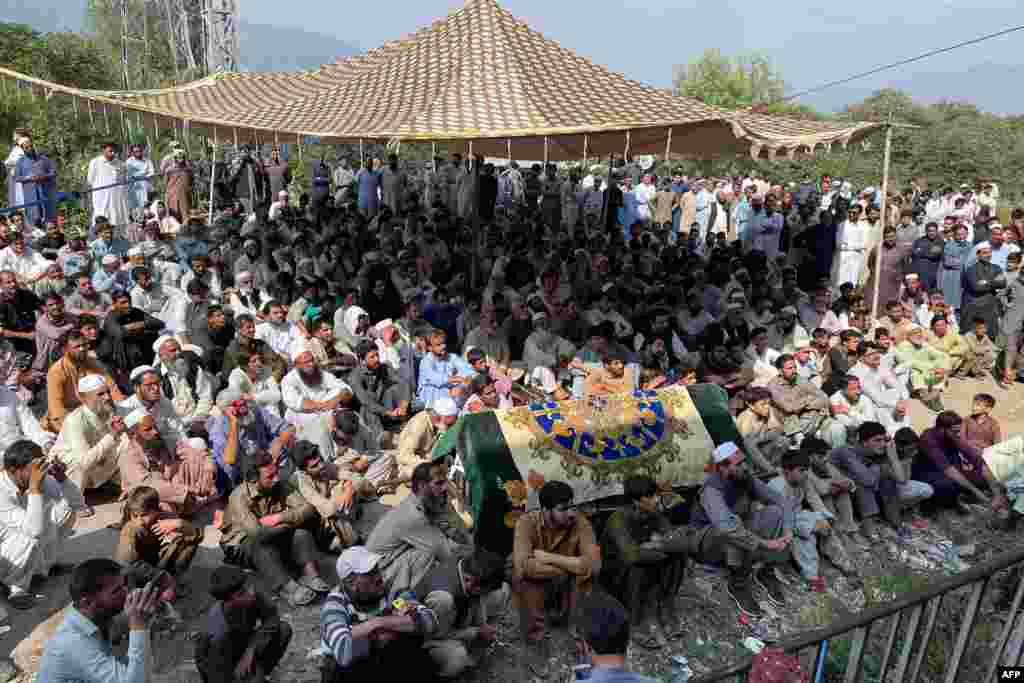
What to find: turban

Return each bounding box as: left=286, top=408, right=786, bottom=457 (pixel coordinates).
left=433, top=397, right=458, bottom=417
left=77, top=375, right=106, bottom=394
left=130, top=365, right=155, bottom=381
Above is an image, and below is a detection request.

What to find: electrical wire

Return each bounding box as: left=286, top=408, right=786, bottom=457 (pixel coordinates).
left=777, top=23, right=1024, bottom=103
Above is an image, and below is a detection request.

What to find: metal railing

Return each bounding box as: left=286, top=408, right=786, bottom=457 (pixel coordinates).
left=693, top=544, right=1024, bottom=683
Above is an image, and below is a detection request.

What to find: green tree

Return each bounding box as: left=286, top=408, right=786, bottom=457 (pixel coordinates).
left=674, top=49, right=786, bottom=109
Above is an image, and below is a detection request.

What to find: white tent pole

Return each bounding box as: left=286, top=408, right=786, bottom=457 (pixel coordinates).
left=665, top=127, right=673, bottom=162
left=297, top=133, right=303, bottom=163
left=233, top=127, right=239, bottom=152
left=583, top=135, right=589, bottom=167
left=507, top=139, right=511, bottom=164
left=543, top=136, right=549, bottom=167
left=432, top=142, right=437, bottom=172
left=208, top=128, right=217, bottom=225
left=359, top=139, right=364, bottom=167
left=624, top=130, right=631, bottom=161
left=870, top=116, right=895, bottom=322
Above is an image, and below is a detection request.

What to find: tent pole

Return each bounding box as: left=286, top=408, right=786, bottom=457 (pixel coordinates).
left=297, top=133, right=303, bottom=163
left=208, top=128, right=217, bottom=225
left=543, top=136, right=549, bottom=167
left=583, top=135, right=589, bottom=168
left=601, top=153, right=613, bottom=228
left=624, top=130, right=631, bottom=161
left=470, top=141, right=480, bottom=289
left=870, top=117, right=894, bottom=322
left=507, top=139, right=511, bottom=165
left=665, top=127, right=673, bottom=162
left=432, top=142, right=437, bottom=172
left=359, top=139, right=364, bottom=167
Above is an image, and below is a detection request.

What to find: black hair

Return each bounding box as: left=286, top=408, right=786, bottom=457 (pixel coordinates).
left=468, top=372, right=492, bottom=397
left=4, top=440, right=41, bottom=470
left=574, top=591, right=631, bottom=656
left=410, top=461, right=441, bottom=493
left=538, top=480, right=573, bottom=510
left=461, top=548, right=506, bottom=592
left=70, top=558, right=125, bottom=606
left=974, top=393, right=996, bottom=408
left=893, top=427, right=919, bottom=447
left=936, top=411, right=963, bottom=429
left=781, top=449, right=811, bottom=469
left=466, top=347, right=486, bottom=365
left=800, top=436, right=830, bottom=456
left=356, top=340, right=377, bottom=360
left=241, top=449, right=274, bottom=483
left=186, top=278, right=209, bottom=296
left=774, top=353, right=794, bottom=369
left=623, top=474, right=657, bottom=503
left=857, top=421, right=887, bottom=442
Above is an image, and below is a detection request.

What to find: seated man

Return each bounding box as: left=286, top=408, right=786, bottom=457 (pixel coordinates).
left=350, top=340, right=411, bottom=436
left=118, top=410, right=218, bottom=515
left=825, top=375, right=880, bottom=448
left=153, top=335, right=215, bottom=433
left=735, top=386, right=789, bottom=470
left=290, top=440, right=388, bottom=550
left=417, top=329, right=475, bottom=409
left=831, top=422, right=935, bottom=537
left=573, top=591, right=660, bottom=683
left=0, top=381, right=54, bottom=455
left=511, top=480, right=600, bottom=643
left=282, top=350, right=352, bottom=460
left=195, top=566, right=293, bottom=683
left=367, top=461, right=471, bottom=598
left=962, top=393, right=1002, bottom=451
left=849, top=342, right=911, bottom=437
left=895, top=324, right=949, bottom=413
left=396, top=396, right=459, bottom=482
left=584, top=350, right=636, bottom=398
left=414, top=547, right=509, bottom=678
left=0, top=441, right=82, bottom=609
left=915, top=411, right=1008, bottom=514
left=49, top=375, right=125, bottom=516
left=767, top=353, right=830, bottom=440
left=219, top=449, right=326, bottom=607
left=799, top=436, right=860, bottom=544
left=208, top=388, right=295, bottom=495
left=117, top=365, right=189, bottom=446
left=600, top=475, right=692, bottom=647
left=330, top=410, right=399, bottom=492
left=769, top=450, right=854, bottom=592
left=44, top=332, right=122, bottom=433
left=688, top=442, right=792, bottom=618
left=319, top=547, right=440, bottom=680
left=927, top=316, right=968, bottom=377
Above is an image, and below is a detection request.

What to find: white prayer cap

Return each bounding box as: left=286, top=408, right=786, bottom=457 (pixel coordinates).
left=712, top=441, right=740, bottom=464
left=726, top=302, right=744, bottom=312
left=336, top=546, right=381, bottom=581
left=531, top=311, right=548, bottom=323
left=976, top=243, right=991, bottom=255
left=904, top=273, right=919, bottom=281
left=153, top=335, right=177, bottom=353
left=77, top=375, right=106, bottom=394
left=433, top=396, right=459, bottom=418
left=530, top=367, right=558, bottom=394
left=130, top=365, right=155, bottom=381
left=124, top=408, right=149, bottom=429
left=373, top=318, right=394, bottom=333
left=991, top=222, right=1004, bottom=231
left=127, top=246, right=143, bottom=257
left=182, top=344, right=204, bottom=358
left=101, top=254, right=119, bottom=265
left=278, top=190, right=288, bottom=197
left=291, top=346, right=313, bottom=362
left=236, top=270, right=254, bottom=281
left=779, top=306, right=798, bottom=316
left=185, top=437, right=207, bottom=451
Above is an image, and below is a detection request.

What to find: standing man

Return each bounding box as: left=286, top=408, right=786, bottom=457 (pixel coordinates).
left=13, top=137, right=57, bottom=227
left=910, top=222, right=944, bottom=291
left=264, top=147, right=291, bottom=200
left=87, top=143, right=131, bottom=237
left=381, top=154, right=407, bottom=217
left=961, top=243, right=1006, bottom=340
left=37, top=559, right=162, bottom=682
left=124, top=144, right=155, bottom=222
left=162, top=142, right=194, bottom=220
left=332, top=157, right=355, bottom=204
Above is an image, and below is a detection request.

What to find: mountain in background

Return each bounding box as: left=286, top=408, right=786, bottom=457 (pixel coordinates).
left=2, top=0, right=359, bottom=75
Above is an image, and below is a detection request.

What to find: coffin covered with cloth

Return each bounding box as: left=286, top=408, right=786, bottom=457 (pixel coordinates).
left=436, top=383, right=743, bottom=556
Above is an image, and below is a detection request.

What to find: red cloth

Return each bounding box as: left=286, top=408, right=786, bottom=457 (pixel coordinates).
left=748, top=647, right=809, bottom=683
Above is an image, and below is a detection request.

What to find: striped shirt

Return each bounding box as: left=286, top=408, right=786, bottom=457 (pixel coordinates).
left=320, top=587, right=437, bottom=669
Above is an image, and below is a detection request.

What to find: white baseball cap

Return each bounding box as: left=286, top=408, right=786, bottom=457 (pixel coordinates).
left=336, top=546, right=381, bottom=580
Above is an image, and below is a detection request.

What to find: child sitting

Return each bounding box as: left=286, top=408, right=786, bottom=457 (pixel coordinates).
left=963, top=393, right=1002, bottom=451
left=113, top=486, right=203, bottom=603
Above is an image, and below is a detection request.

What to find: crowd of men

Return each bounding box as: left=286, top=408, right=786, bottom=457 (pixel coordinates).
left=0, top=131, right=1022, bottom=682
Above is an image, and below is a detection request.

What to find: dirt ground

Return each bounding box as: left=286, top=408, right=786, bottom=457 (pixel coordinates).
left=4, top=374, right=1024, bottom=683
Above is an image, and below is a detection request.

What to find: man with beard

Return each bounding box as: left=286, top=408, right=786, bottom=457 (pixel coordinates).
left=972, top=224, right=1020, bottom=271
left=118, top=410, right=217, bottom=515
left=767, top=306, right=809, bottom=354
left=290, top=440, right=389, bottom=551
left=219, top=449, right=324, bottom=608
left=282, top=350, right=353, bottom=460
left=117, top=366, right=188, bottom=446
left=915, top=411, right=1007, bottom=514
left=511, top=480, right=601, bottom=644
left=65, top=273, right=111, bottom=320
left=128, top=266, right=169, bottom=320
left=876, top=299, right=914, bottom=345
left=320, top=546, right=441, bottom=680
left=229, top=269, right=271, bottom=319
left=38, top=559, right=162, bottom=681
left=196, top=304, right=234, bottom=376
left=396, top=396, right=459, bottom=482
left=208, top=388, right=295, bottom=496
left=49, top=375, right=124, bottom=513
left=153, top=336, right=215, bottom=432
left=462, top=305, right=511, bottom=368
left=895, top=325, right=950, bottom=413
left=688, top=442, right=792, bottom=618
left=256, top=301, right=304, bottom=359
left=0, top=440, right=82, bottom=609
left=233, top=240, right=273, bottom=292
left=44, top=333, right=122, bottom=433
left=12, top=136, right=57, bottom=226
left=768, top=354, right=830, bottom=440
left=600, top=475, right=693, bottom=647
left=676, top=289, right=715, bottom=346
left=910, top=222, right=944, bottom=290
left=195, top=566, right=293, bottom=683
left=1000, top=252, right=1024, bottom=387
left=417, top=329, right=476, bottom=409
left=865, top=227, right=912, bottom=311
left=223, top=314, right=278, bottom=379
left=98, top=291, right=162, bottom=387
left=849, top=342, right=911, bottom=437
left=368, top=461, right=471, bottom=598
left=961, top=244, right=1006, bottom=340
left=351, top=341, right=411, bottom=437
left=0, top=270, right=41, bottom=356
left=825, top=375, right=881, bottom=448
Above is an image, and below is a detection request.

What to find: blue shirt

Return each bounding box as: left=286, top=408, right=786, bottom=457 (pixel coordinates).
left=416, top=352, right=474, bottom=409
left=207, top=407, right=291, bottom=489
left=587, top=667, right=658, bottom=683
left=38, top=606, right=150, bottom=683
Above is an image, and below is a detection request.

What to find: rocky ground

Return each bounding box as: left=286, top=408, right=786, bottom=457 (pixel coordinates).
left=4, top=373, right=1024, bottom=683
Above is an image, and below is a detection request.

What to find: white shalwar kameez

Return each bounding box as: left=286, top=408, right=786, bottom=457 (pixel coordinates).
left=281, top=369, right=351, bottom=459
left=832, top=220, right=868, bottom=288
left=87, top=155, right=131, bottom=230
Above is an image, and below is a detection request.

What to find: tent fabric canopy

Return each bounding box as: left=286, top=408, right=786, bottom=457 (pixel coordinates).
left=0, top=0, right=882, bottom=160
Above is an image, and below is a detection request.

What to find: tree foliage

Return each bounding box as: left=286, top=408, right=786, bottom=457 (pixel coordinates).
left=674, top=49, right=787, bottom=110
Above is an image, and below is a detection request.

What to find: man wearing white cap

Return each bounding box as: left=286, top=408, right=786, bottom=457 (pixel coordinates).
left=522, top=311, right=576, bottom=375
left=152, top=335, right=214, bottom=430
left=767, top=306, right=810, bottom=354
left=48, top=374, right=125, bottom=514
left=396, top=396, right=459, bottom=481
left=268, top=190, right=290, bottom=222
left=282, top=350, right=353, bottom=459
left=43, top=331, right=122, bottom=433
left=688, top=441, right=793, bottom=618
left=0, top=375, right=52, bottom=456
left=320, top=546, right=440, bottom=678
left=118, top=409, right=217, bottom=514
left=528, top=366, right=570, bottom=401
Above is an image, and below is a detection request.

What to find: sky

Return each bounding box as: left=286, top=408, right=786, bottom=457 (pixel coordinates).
left=6, top=0, right=1024, bottom=113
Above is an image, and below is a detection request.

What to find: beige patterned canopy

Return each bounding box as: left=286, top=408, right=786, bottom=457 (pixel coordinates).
left=0, top=0, right=882, bottom=160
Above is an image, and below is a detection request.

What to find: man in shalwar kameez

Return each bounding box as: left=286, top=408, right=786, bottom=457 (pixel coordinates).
left=12, top=138, right=57, bottom=227
left=87, top=143, right=131, bottom=237
left=125, top=144, right=155, bottom=221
